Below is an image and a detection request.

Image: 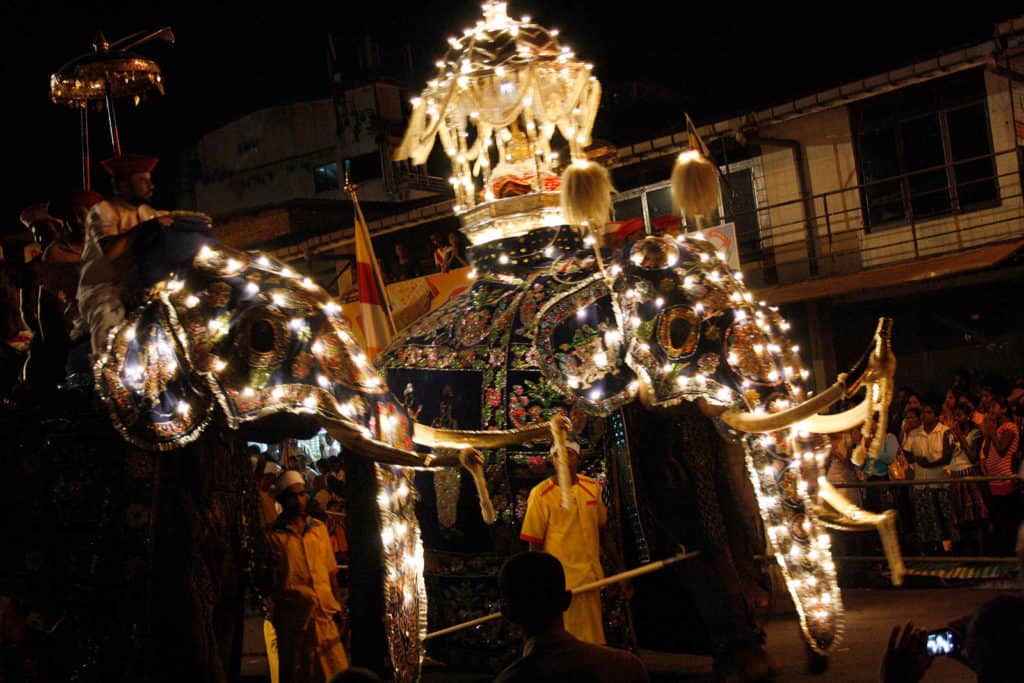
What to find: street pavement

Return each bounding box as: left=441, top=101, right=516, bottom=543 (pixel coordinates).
left=242, top=586, right=1013, bottom=681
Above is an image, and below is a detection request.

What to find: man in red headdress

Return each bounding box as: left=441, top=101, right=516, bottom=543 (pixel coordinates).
left=77, top=154, right=167, bottom=355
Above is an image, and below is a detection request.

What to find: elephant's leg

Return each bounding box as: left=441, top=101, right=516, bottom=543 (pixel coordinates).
left=150, top=430, right=247, bottom=683
left=717, top=439, right=772, bottom=605
left=625, top=405, right=768, bottom=663
left=671, top=410, right=766, bottom=653
left=343, top=453, right=390, bottom=675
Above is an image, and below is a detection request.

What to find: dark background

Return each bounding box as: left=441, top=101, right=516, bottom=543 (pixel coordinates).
left=4, top=1, right=1020, bottom=228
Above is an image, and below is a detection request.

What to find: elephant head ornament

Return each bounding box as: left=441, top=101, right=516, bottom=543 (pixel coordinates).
left=530, top=231, right=900, bottom=653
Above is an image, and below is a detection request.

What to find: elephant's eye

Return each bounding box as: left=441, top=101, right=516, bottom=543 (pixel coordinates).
left=233, top=307, right=290, bottom=373
left=657, top=306, right=699, bottom=359
left=251, top=319, right=276, bottom=352
left=669, top=317, right=691, bottom=348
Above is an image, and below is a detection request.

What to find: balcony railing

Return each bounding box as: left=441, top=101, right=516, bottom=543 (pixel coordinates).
left=722, top=147, right=1024, bottom=288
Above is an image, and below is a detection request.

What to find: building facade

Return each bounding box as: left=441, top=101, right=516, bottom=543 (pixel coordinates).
left=259, top=17, right=1024, bottom=397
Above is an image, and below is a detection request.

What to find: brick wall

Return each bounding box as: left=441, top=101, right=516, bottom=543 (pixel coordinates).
left=213, top=209, right=291, bottom=249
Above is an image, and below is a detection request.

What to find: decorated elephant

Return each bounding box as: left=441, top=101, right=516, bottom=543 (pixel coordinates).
left=89, top=214, right=533, bottom=681
left=378, top=1, right=904, bottom=678
left=87, top=5, right=902, bottom=681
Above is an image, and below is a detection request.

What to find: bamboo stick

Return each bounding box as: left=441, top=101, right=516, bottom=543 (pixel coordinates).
left=423, top=550, right=700, bottom=640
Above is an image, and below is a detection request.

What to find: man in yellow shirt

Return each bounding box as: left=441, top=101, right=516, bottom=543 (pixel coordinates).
left=267, top=470, right=348, bottom=682
left=519, top=440, right=626, bottom=644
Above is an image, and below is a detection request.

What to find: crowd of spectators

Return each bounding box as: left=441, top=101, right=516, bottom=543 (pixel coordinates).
left=381, top=231, right=468, bottom=285
left=826, top=370, right=1024, bottom=558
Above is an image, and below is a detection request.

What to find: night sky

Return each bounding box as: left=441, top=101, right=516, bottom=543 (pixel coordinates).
left=4, top=0, right=1020, bottom=231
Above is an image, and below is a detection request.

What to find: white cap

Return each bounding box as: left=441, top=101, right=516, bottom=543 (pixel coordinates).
left=263, top=461, right=283, bottom=475
left=274, top=470, right=305, bottom=498
left=550, top=441, right=581, bottom=457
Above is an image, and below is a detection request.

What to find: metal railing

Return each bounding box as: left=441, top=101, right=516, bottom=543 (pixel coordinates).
left=717, top=147, right=1024, bottom=287
left=829, top=475, right=1022, bottom=568
left=832, top=475, right=1022, bottom=488
left=755, top=475, right=1023, bottom=582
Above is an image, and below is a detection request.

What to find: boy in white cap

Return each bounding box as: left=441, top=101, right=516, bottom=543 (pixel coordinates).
left=266, top=469, right=348, bottom=682
left=259, top=461, right=284, bottom=529
left=519, top=439, right=627, bottom=644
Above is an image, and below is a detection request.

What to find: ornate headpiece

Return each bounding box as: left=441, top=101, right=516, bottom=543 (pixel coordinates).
left=395, top=2, right=606, bottom=244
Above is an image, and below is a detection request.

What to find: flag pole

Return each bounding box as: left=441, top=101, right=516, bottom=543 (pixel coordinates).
left=685, top=112, right=732, bottom=197
left=345, top=161, right=397, bottom=338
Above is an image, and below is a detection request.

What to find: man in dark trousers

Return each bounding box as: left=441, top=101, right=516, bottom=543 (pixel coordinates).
left=494, top=552, right=648, bottom=683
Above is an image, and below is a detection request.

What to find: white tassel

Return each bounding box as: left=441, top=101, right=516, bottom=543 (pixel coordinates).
left=671, top=150, right=720, bottom=223
left=549, top=416, right=574, bottom=510
left=560, top=159, right=615, bottom=229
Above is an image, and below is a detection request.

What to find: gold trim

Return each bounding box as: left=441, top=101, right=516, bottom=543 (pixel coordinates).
left=413, top=421, right=552, bottom=449
left=459, top=192, right=564, bottom=243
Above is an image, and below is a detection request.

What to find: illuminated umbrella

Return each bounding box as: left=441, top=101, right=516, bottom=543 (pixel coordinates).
left=50, top=27, right=174, bottom=190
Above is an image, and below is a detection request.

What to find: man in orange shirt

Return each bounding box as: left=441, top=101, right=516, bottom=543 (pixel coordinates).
left=519, top=439, right=626, bottom=644
left=266, top=470, right=348, bottom=682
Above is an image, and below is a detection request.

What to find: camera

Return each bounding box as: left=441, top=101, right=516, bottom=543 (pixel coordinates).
left=925, top=628, right=959, bottom=657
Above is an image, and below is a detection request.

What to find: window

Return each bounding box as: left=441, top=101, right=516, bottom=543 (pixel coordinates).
left=645, top=186, right=674, bottom=220
left=853, top=68, right=999, bottom=228
left=611, top=167, right=765, bottom=264
left=345, top=152, right=383, bottom=185
left=612, top=195, right=643, bottom=221
left=313, top=162, right=339, bottom=193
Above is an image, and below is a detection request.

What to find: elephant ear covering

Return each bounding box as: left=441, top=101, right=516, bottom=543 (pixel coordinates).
left=671, top=150, right=720, bottom=222
left=560, top=160, right=615, bottom=229
left=94, top=216, right=415, bottom=452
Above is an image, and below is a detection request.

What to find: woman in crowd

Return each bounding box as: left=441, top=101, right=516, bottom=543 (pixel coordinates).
left=827, top=428, right=863, bottom=508
left=431, top=233, right=454, bottom=273
left=947, top=403, right=989, bottom=555
left=902, top=403, right=957, bottom=554
left=899, top=393, right=922, bottom=441
left=447, top=232, right=468, bottom=270
left=939, top=389, right=960, bottom=428
left=980, top=395, right=1020, bottom=555
left=861, top=428, right=899, bottom=514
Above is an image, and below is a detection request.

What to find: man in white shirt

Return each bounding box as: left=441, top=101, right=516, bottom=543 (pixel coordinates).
left=77, top=154, right=166, bottom=355
left=901, top=404, right=956, bottom=553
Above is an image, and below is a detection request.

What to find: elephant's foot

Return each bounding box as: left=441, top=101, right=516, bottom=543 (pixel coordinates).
left=804, top=639, right=830, bottom=675
left=713, top=644, right=782, bottom=682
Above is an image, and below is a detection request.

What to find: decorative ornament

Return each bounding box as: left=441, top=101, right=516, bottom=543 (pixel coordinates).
left=671, top=150, right=720, bottom=223
left=559, top=160, right=614, bottom=230
left=434, top=468, right=461, bottom=529
left=394, top=1, right=601, bottom=214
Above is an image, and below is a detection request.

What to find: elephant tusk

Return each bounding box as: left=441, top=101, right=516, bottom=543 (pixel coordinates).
left=458, top=448, right=497, bottom=524
left=323, top=422, right=431, bottom=467
left=549, top=415, right=574, bottom=511
left=816, top=480, right=904, bottom=586
left=845, top=318, right=895, bottom=396
left=412, top=422, right=552, bottom=449
left=798, top=399, right=871, bottom=434
left=720, top=378, right=847, bottom=433
left=721, top=317, right=896, bottom=435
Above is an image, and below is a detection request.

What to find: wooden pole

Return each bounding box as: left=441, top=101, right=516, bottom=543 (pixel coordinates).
left=423, top=550, right=700, bottom=641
